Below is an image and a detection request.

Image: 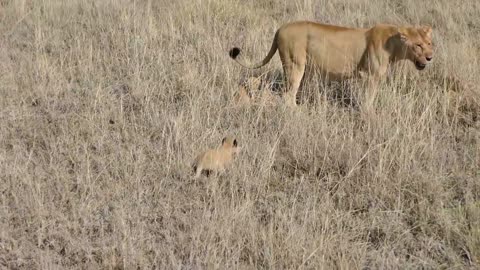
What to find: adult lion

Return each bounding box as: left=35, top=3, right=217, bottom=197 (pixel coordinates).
left=229, top=21, right=433, bottom=106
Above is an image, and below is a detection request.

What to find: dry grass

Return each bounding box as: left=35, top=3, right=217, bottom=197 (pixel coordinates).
left=1, top=0, right=479, bottom=269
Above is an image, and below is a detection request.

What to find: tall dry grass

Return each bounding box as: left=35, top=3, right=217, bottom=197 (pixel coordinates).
left=1, top=0, right=479, bottom=269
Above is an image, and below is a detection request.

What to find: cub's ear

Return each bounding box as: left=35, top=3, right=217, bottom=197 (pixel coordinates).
left=222, top=137, right=227, bottom=145
left=233, top=139, right=238, bottom=147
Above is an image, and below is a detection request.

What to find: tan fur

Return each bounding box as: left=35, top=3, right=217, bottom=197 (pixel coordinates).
left=235, top=85, right=252, bottom=105
left=229, top=21, right=434, bottom=106
left=234, top=76, right=277, bottom=106
left=193, top=136, right=241, bottom=179
left=443, top=75, right=473, bottom=93
left=444, top=76, right=479, bottom=126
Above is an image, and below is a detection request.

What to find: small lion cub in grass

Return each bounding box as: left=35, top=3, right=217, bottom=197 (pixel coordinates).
left=234, top=76, right=278, bottom=107
left=193, top=136, right=241, bottom=179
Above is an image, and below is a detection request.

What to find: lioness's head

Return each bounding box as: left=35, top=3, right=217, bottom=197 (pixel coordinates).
left=397, top=26, right=434, bottom=70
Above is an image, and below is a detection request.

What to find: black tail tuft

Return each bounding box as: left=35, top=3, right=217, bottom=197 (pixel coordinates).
left=229, top=47, right=241, bottom=59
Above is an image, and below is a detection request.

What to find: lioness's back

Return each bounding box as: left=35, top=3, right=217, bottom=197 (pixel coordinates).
left=279, top=20, right=358, bottom=33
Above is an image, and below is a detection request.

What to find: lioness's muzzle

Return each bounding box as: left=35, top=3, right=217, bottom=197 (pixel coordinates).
left=415, top=61, right=426, bottom=70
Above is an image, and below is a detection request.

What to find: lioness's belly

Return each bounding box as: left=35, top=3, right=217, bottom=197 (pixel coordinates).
left=306, top=53, right=357, bottom=80
left=307, top=29, right=367, bottom=80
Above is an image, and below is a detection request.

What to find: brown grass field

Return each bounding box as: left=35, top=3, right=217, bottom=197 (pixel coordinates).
left=1, top=0, right=479, bottom=269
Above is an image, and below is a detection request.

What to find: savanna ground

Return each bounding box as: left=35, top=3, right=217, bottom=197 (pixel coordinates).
left=1, top=0, right=479, bottom=269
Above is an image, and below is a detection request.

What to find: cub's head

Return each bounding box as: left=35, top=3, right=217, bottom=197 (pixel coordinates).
left=221, top=136, right=241, bottom=154
left=398, top=26, right=434, bottom=70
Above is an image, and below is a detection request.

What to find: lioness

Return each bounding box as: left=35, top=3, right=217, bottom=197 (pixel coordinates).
left=193, top=136, right=241, bottom=179
left=229, top=21, right=433, bottom=106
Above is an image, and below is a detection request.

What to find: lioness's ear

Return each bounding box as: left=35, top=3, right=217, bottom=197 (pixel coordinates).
left=397, top=29, right=411, bottom=45
left=419, top=25, right=432, bottom=38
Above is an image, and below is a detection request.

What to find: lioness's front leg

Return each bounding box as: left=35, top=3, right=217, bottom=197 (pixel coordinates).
left=362, top=62, right=388, bottom=112
left=365, top=76, right=379, bottom=108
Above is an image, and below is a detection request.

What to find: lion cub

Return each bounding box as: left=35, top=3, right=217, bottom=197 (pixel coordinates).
left=234, top=76, right=277, bottom=106
left=193, top=136, right=241, bottom=178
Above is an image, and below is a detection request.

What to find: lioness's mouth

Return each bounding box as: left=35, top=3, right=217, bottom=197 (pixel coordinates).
left=415, top=61, right=426, bottom=70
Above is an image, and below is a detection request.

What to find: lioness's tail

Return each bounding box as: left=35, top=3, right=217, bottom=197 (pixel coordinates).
left=229, top=31, right=278, bottom=69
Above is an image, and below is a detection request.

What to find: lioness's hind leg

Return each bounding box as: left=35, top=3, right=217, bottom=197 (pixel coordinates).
left=279, top=47, right=306, bottom=107
left=283, top=63, right=306, bottom=106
